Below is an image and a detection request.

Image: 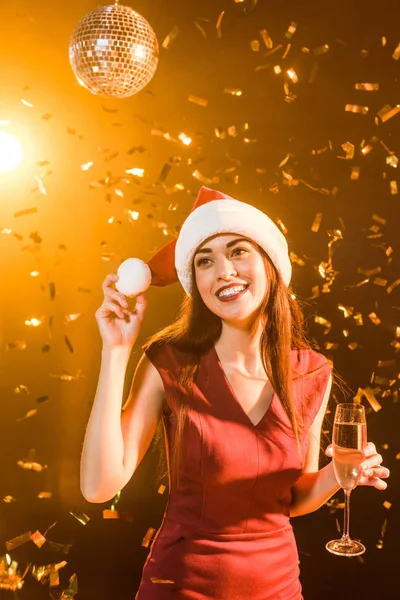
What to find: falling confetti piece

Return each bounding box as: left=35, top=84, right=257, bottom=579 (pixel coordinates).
left=311, top=213, right=323, bottom=232
left=162, top=25, right=180, bottom=49
left=69, top=508, right=90, bottom=525
left=216, top=10, right=225, bottom=38
left=64, top=336, right=74, bottom=353
left=387, top=278, right=400, bottom=294
left=285, top=21, right=297, bottom=39
left=17, top=460, right=46, bottom=472
left=377, top=104, right=400, bottom=123
left=188, top=95, right=208, bottom=107
left=150, top=577, right=176, bottom=584
left=178, top=133, right=192, bottom=146
left=391, top=42, right=400, bottom=60
left=17, top=409, right=38, bottom=422
left=224, top=88, right=243, bottom=96
left=31, top=530, right=46, bottom=548
left=33, top=175, right=47, bottom=195
left=7, top=341, right=27, bottom=351
left=14, top=207, right=38, bottom=218
left=355, top=83, right=379, bottom=91
left=21, top=99, right=33, bottom=107
left=158, top=484, right=166, bottom=494
left=345, top=104, right=369, bottom=115
left=260, top=29, right=273, bottom=48
left=250, top=40, right=260, bottom=51
left=81, top=161, right=93, bottom=171
left=341, top=142, right=355, bottom=160
left=25, top=317, right=43, bottom=327
left=6, top=532, right=33, bottom=551
left=142, top=527, right=156, bottom=548
left=369, top=312, right=381, bottom=325
left=350, top=167, right=360, bottom=180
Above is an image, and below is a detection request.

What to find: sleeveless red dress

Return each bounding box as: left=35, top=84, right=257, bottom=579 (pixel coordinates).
left=135, top=344, right=331, bottom=600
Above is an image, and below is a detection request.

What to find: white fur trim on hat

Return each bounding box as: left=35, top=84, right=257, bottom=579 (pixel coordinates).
left=175, top=199, right=292, bottom=295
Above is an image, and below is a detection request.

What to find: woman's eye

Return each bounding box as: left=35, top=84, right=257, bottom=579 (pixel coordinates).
left=232, top=247, right=248, bottom=256
left=196, top=257, right=211, bottom=267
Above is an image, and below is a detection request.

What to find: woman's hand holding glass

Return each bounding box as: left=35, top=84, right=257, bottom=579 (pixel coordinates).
left=325, top=441, right=389, bottom=491
left=95, top=274, right=147, bottom=349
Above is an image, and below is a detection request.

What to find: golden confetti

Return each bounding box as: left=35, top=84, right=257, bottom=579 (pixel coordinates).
left=81, top=161, right=93, bottom=171
left=285, top=21, right=297, bottom=39
left=289, top=251, right=305, bottom=266
left=34, top=175, right=47, bottom=195
left=224, top=88, right=243, bottom=96
left=178, top=133, right=192, bottom=146
left=386, top=154, right=398, bottom=168
left=355, top=83, right=379, bottom=91
left=273, top=64, right=282, bottom=74
left=17, top=460, right=46, bottom=472
left=150, top=577, right=175, bottom=585
left=345, top=104, right=369, bottom=115
left=38, top=491, right=52, bottom=499
left=341, top=142, right=355, bottom=159
left=158, top=484, right=166, bottom=494
left=389, top=181, right=398, bottom=194
left=64, top=313, right=83, bottom=323
left=373, top=278, right=387, bottom=287
left=314, top=315, right=332, bottom=333
left=21, top=98, right=33, bottom=107
left=188, top=94, right=208, bottom=107
left=311, top=213, right=323, bottom=232
left=3, top=496, right=17, bottom=503
left=142, top=527, right=156, bottom=548
left=69, top=508, right=90, bottom=525
left=250, top=40, right=260, bottom=51
left=31, top=531, right=46, bottom=548
left=6, top=341, right=27, bottom=351
left=313, top=44, right=330, bottom=55
left=16, top=409, right=38, bottom=422
left=25, top=317, right=43, bottom=327
left=369, top=312, right=381, bottom=325
left=377, top=104, right=400, bottom=123
left=287, top=68, right=298, bottom=83
left=391, top=41, right=400, bottom=60
left=194, top=20, right=207, bottom=38
left=128, top=210, right=140, bottom=221
left=277, top=219, right=288, bottom=235
left=162, top=25, right=180, bottom=49
left=387, top=278, right=400, bottom=294
left=14, top=207, right=38, bottom=218
left=14, top=384, right=30, bottom=394
left=103, top=509, right=120, bottom=519
left=351, top=166, right=360, bottom=180
left=260, top=29, right=273, bottom=48
left=216, top=10, right=225, bottom=38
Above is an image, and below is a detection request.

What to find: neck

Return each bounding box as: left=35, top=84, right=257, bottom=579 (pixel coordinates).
left=215, top=321, right=265, bottom=375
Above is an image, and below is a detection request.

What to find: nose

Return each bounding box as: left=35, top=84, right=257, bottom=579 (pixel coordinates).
left=217, top=256, right=237, bottom=280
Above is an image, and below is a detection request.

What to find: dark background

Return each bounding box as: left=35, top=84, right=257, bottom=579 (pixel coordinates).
left=0, top=0, right=399, bottom=598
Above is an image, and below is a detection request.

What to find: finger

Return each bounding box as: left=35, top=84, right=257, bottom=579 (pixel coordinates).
left=97, top=301, right=127, bottom=320
left=134, top=294, right=148, bottom=319
left=361, top=466, right=390, bottom=479
left=363, top=442, right=376, bottom=458
left=359, top=453, right=383, bottom=472
left=325, top=445, right=333, bottom=458
left=104, top=287, right=129, bottom=308
left=368, top=477, right=388, bottom=491
left=101, top=273, right=119, bottom=292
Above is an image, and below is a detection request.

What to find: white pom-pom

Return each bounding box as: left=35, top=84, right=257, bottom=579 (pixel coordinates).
left=115, top=258, right=152, bottom=298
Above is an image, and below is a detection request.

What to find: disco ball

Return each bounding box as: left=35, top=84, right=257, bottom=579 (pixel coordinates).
left=69, top=3, right=159, bottom=98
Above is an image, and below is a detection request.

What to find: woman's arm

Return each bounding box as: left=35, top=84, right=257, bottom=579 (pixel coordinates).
left=289, top=373, right=338, bottom=517
left=290, top=374, right=390, bottom=517
left=80, top=348, right=164, bottom=503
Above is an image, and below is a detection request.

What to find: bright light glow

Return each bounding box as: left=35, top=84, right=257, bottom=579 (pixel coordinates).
left=132, top=44, right=146, bottom=59
left=0, top=132, right=23, bottom=173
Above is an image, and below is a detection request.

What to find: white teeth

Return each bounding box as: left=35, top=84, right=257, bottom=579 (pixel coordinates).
left=218, top=285, right=246, bottom=298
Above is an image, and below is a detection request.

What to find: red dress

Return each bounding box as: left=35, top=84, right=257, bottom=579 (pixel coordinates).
left=135, top=344, right=331, bottom=600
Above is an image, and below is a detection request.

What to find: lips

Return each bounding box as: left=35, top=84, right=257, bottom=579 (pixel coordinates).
left=215, top=283, right=249, bottom=297
left=215, top=284, right=249, bottom=302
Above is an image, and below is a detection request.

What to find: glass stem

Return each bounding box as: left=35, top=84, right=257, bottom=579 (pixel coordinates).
left=341, top=489, right=352, bottom=543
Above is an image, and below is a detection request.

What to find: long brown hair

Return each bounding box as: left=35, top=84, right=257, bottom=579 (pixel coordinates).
left=145, top=248, right=312, bottom=486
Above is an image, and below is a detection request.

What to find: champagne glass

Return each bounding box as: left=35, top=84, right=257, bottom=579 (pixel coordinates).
left=326, top=403, right=367, bottom=557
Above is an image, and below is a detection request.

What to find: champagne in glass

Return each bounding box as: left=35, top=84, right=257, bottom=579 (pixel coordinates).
left=326, top=403, right=367, bottom=556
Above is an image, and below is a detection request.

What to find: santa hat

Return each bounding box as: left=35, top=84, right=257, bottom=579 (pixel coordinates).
left=147, top=186, right=292, bottom=295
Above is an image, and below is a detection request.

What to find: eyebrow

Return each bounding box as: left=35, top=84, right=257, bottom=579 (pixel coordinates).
left=194, top=238, right=251, bottom=257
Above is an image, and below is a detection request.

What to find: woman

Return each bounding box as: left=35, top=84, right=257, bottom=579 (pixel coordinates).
left=81, top=187, right=389, bottom=600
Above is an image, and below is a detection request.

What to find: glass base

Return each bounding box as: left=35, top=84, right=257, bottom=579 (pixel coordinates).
left=326, top=538, right=366, bottom=557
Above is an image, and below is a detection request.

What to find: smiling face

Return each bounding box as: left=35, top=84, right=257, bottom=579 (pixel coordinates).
left=193, top=234, right=269, bottom=329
